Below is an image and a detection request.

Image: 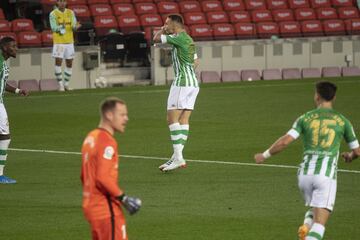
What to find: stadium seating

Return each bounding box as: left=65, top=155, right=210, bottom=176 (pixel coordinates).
left=69, top=5, right=91, bottom=22
left=345, top=18, right=360, bottom=34
left=323, top=19, right=346, bottom=35
left=267, top=0, right=288, bottom=10
left=201, top=71, right=221, bottom=83
left=207, top=11, right=229, bottom=24
left=140, top=14, right=163, bottom=28
left=0, top=8, right=4, bottom=20
left=251, top=10, right=273, bottom=23
left=41, top=30, right=53, bottom=47
left=0, top=20, right=11, bottom=32
left=90, top=4, right=113, bottom=17
left=17, top=31, right=42, bottom=48
left=272, top=9, right=295, bottom=22
left=112, top=4, right=135, bottom=16
left=338, top=7, right=360, bottom=19
left=6, top=80, right=17, bottom=88
left=190, top=24, right=213, bottom=41
left=212, top=23, right=235, bottom=40
left=0, top=32, right=16, bottom=40
left=279, top=21, right=302, bottom=37
left=245, top=0, right=267, bottom=10
left=201, top=1, right=223, bottom=12
left=234, top=22, right=257, bottom=39
left=157, top=2, right=180, bottom=14
left=288, top=0, right=310, bottom=9
left=39, top=79, right=59, bottom=91
left=118, top=15, right=141, bottom=34
left=94, top=15, right=118, bottom=37
left=331, top=0, right=353, bottom=7
left=301, top=20, right=324, bottom=36
left=223, top=0, right=245, bottom=11
left=310, top=0, right=331, bottom=8
left=221, top=70, right=241, bottom=82
left=135, top=3, right=157, bottom=15
left=262, top=68, right=282, bottom=80
left=12, top=19, right=35, bottom=32
left=229, top=11, right=251, bottom=23
left=184, top=12, right=207, bottom=25
left=18, top=79, right=40, bottom=92
left=295, top=8, right=316, bottom=21
left=316, top=8, right=338, bottom=20
left=302, top=68, right=321, bottom=78
left=322, top=66, right=341, bottom=76
left=179, top=1, right=202, bottom=13
left=241, top=69, right=261, bottom=81
left=282, top=68, right=301, bottom=79
left=257, top=22, right=279, bottom=38
left=67, top=0, right=87, bottom=5
left=341, top=66, right=360, bottom=76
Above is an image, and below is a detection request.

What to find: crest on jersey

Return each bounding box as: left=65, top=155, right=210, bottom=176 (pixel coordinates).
left=103, top=146, right=115, bottom=160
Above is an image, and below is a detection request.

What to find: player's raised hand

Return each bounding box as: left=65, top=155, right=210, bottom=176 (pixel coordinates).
left=254, top=153, right=266, bottom=164
left=341, top=152, right=353, bottom=163
left=118, top=194, right=142, bottom=215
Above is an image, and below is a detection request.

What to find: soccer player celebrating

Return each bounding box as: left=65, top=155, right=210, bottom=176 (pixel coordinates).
left=49, top=0, right=81, bottom=91
left=254, top=81, right=360, bottom=240
left=0, top=37, right=28, bottom=184
left=81, top=97, right=141, bottom=240
left=153, top=15, right=200, bottom=172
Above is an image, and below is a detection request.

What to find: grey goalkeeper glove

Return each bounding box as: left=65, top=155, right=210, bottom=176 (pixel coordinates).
left=117, top=194, right=142, bottom=215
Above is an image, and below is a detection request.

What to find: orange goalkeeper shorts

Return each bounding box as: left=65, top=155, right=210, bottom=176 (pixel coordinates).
left=89, top=216, right=128, bottom=240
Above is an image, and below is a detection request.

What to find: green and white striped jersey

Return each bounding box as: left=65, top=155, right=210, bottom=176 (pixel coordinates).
left=288, top=108, right=359, bottom=179
left=161, top=32, right=199, bottom=87
left=0, top=54, right=9, bottom=103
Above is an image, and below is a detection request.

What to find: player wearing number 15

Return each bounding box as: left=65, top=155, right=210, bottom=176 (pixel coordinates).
left=254, top=81, right=360, bottom=240
left=81, top=98, right=141, bottom=240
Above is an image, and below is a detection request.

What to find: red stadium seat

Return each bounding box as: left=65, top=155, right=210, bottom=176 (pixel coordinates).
left=0, top=20, right=11, bottom=32
left=338, top=7, right=360, bottom=19
left=111, top=0, right=131, bottom=4
left=207, top=12, right=229, bottom=24
left=17, top=31, right=42, bottom=48
left=212, top=23, right=235, bottom=40
left=256, top=22, right=279, bottom=38
left=302, top=68, right=321, bottom=78
left=342, top=66, right=360, bottom=76
left=135, top=3, right=158, bottom=15
left=179, top=1, right=202, bottom=13
left=241, top=70, right=261, bottom=81
left=245, top=0, right=266, bottom=10
left=316, top=8, right=338, bottom=20
left=94, top=16, right=118, bottom=36
left=184, top=12, right=207, bottom=25
left=310, top=0, right=331, bottom=8
left=69, top=5, right=91, bottom=21
left=288, top=0, right=310, bottom=9
left=229, top=11, right=251, bottom=23
left=272, top=9, right=295, bottom=22
left=282, top=68, right=301, bottom=79
left=140, top=14, right=163, bottom=28
left=67, top=0, right=87, bottom=5
left=201, top=71, right=221, bottom=83
left=190, top=24, right=213, bottom=41
left=345, top=18, right=360, bottom=34
left=295, top=8, right=316, bottom=21
left=12, top=19, right=35, bottom=32
left=223, top=0, right=245, bottom=11
left=6, top=80, right=17, bottom=88
left=301, top=20, right=324, bottom=36
left=266, top=0, right=288, bottom=10
left=234, top=22, right=257, bottom=39
left=262, top=69, right=282, bottom=80
left=331, top=0, right=354, bottom=7
left=201, top=1, right=223, bottom=12
left=322, top=66, right=341, bottom=77
left=133, top=0, right=153, bottom=3
left=221, top=70, right=241, bottom=82
left=117, top=15, right=141, bottom=34
left=113, top=4, right=135, bottom=16
left=0, top=32, right=16, bottom=41
left=39, top=79, right=59, bottom=91
left=90, top=4, right=113, bottom=17
left=279, top=21, right=302, bottom=37
left=41, top=30, right=53, bottom=47
left=251, top=10, right=273, bottom=23
left=157, top=2, right=179, bottom=14
left=0, top=9, right=5, bottom=20
left=88, top=0, right=109, bottom=4
left=18, top=79, right=40, bottom=91
left=323, top=19, right=346, bottom=36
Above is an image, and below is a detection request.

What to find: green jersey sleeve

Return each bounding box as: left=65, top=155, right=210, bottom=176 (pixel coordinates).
left=287, top=115, right=304, bottom=139
left=163, top=34, right=186, bottom=47
left=49, top=11, right=61, bottom=33
left=344, top=119, right=359, bottom=149
left=71, top=10, right=78, bottom=30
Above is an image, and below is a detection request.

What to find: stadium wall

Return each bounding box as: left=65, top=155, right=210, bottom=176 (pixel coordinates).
left=152, top=36, right=360, bottom=85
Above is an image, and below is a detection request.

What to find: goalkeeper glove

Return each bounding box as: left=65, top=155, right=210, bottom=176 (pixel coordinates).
left=117, top=194, right=142, bottom=215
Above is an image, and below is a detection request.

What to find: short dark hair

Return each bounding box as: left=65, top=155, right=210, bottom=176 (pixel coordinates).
left=316, top=81, right=337, bottom=101
left=0, top=37, right=15, bottom=48
left=167, top=14, right=184, bottom=25
left=100, top=97, right=125, bottom=116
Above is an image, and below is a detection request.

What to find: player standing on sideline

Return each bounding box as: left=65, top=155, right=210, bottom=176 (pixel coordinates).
left=81, top=97, right=141, bottom=240
left=153, top=14, right=200, bottom=172
left=0, top=37, right=28, bottom=184
left=254, top=81, right=360, bottom=240
left=49, top=0, right=81, bottom=91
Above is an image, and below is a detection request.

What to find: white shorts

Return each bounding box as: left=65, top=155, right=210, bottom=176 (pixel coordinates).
left=52, top=43, right=75, bottom=59
left=167, top=86, right=199, bottom=110
left=298, top=174, right=337, bottom=211
left=0, top=103, right=9, bottom=135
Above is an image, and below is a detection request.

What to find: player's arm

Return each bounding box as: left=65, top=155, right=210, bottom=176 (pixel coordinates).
left=49, top=12, right=62, bottom=33
left=71, top=11, right=81, bottom=31
left=254, top=116, right=302, bottom=164
left=341, top=120, right=360, bottom=163
left=153, top=27, right=166, bottom=43
left=5, top=83, right=28, bottom=96
left=254, top=134, right=296, bottom=164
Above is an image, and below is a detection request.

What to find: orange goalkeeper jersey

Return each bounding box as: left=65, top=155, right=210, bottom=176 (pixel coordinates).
left=81, top=128, right=124, bottom=221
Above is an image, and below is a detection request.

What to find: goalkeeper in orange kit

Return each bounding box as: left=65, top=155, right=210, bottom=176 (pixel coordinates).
left=81, top=97, right=141, bottom=240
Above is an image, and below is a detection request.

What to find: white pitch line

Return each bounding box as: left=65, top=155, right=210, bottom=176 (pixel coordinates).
left=8, top=147, right=360, bottom=174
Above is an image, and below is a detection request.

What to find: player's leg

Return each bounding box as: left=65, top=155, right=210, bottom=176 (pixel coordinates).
left=0, top=104, right=16, bottom=184
left=305, top=208, right=330, bottom=240
left=298, top=208, right=313, bottom=240
left=298, top=175, right=314, bottom=239
left=52, top=44, right=65, bottom=91
left=63, top=44, right=75, bottom=91
left=89, top=218, right=111, bottom=240
left=178, top=109, right=192, bottom=156
left=114, top=216, right=128, bottom=240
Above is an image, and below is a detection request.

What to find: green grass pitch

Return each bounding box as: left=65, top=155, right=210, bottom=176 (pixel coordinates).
left=0, top=78, right=359, bottom=239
